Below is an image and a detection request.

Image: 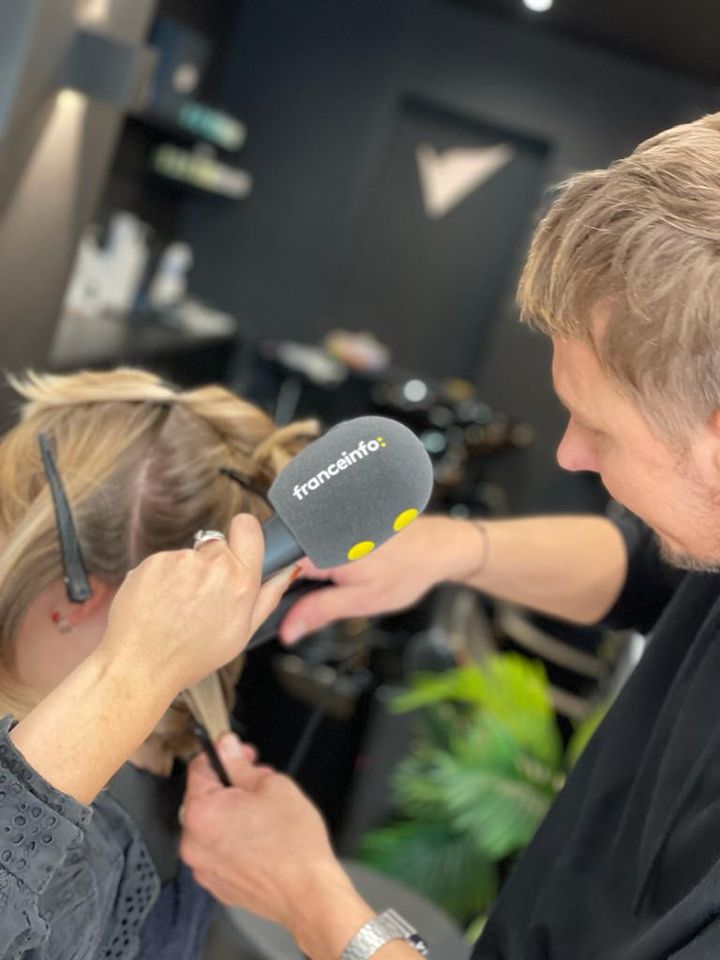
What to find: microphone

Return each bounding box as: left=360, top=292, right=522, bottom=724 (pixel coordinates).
left=260, top=415, right=434, bottom=578
left=246, top=416, right=432, bottom=652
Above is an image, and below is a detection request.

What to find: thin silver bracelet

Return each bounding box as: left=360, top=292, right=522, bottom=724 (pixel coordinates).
left=467, top=519, right=490, bottom=580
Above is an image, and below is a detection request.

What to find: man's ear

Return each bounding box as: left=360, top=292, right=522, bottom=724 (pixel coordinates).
left=707, top=410, right=720, bottom=439
left=704, top=410, right=720, bottom=478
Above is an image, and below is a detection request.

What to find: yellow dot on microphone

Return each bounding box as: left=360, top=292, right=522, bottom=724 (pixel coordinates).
left=393, top=508, right=418, bottom=532
left=347, top=540, right=376, bottom=561
left=377, top=437, right=386, bottom=447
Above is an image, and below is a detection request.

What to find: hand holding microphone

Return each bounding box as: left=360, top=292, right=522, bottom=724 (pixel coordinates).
left=250, top=416, right=435, bottom=649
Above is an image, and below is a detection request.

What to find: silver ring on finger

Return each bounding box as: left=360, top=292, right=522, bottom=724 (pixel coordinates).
left=192, top=529, right=227, bottom=550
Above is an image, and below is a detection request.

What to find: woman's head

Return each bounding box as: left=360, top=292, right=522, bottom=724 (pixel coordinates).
left=0, top=367, right=316, bottom=726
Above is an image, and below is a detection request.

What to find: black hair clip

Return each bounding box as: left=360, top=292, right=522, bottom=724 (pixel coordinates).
left=219, top=466, right=270, bottom=503
left=38, top=433, right=93, bottom=604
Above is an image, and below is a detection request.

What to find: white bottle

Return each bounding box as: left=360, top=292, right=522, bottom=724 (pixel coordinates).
left=104, top=212, right=151, bottom=315
left=147, top=242, right=193, bottom=310
left=63, top=224, right=106, bottom=317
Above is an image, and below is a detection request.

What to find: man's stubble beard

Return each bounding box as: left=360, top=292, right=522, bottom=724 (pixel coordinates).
left=658, top=538, right=720, bottom=573
left=654, top=449, right=720, bottom=573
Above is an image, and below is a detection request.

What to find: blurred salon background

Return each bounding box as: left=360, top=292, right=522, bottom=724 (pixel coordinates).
left=1, top=0, right=716, bottom=952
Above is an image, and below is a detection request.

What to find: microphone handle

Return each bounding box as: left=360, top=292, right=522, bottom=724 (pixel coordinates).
left=245, top=515, right=305, bottom=653
left=245, top=514, right=305, bottom=651
left=261, top=513, right=304, bottom=581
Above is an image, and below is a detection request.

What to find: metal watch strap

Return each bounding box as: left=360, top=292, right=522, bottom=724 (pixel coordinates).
left=340, top=908, right=429, bottom=959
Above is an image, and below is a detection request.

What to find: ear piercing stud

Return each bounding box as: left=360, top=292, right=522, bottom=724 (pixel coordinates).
left=51, top=611, right=73, bottom=634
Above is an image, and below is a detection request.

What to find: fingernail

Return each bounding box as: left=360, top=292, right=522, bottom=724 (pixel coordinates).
left=219, top=732, right=243, bottom=759
left=283, top=619, right=307, bottom=645
left=267, top=564, right=299, bottom=591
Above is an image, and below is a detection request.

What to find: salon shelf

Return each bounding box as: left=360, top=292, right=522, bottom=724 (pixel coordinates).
left=128, top=105, right=245, bottom=153
left=49, top=312, right=239, bottom=377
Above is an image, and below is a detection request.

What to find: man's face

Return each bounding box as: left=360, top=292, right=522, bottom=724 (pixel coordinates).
left=552, top=337, right=720, bottom=570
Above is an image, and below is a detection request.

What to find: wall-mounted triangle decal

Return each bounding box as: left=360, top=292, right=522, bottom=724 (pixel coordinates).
left=416, top=142, right=514, bottom=219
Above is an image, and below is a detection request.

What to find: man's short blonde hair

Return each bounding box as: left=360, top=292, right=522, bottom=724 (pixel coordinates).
left=518, top=112, right=720, bottom=436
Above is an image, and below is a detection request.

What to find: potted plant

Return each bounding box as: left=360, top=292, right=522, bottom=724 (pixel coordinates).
left=359, top=653, right=602, bottom=935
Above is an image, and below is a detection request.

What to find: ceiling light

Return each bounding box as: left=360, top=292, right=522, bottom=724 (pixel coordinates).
left=523, top=0, right=553, bottom=11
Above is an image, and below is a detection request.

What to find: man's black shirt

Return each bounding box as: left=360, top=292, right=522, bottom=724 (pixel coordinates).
left=473, top=516, right=720, bottom=959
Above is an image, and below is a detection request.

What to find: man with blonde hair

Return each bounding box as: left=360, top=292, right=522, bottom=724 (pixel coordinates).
left=181, top=114, right=720, bottom=958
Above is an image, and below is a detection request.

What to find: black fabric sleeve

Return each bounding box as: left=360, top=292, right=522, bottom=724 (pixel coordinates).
left=600, top=511, right=684, bottom=634
left=0, top=716, right=93, bottom=959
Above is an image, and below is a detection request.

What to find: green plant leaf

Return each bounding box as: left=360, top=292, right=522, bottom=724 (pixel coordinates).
left=466, top=655, right=562, bottom=770
left=392, top=665, right=487, bottom=713
left=453, top=713, right=558, bottom=790
left=416, top=702, right=465, bottom=752
left=444, top=761, right=553, bottom=859
left=452, top=712, right=522, bottom=775
left=566, top=705, right=607, bottom=769
left=392, top=720, right=553, bottom=860
left=392, top=752, right=456, bottom=822
left=465, top=913, right=488, bottom=944
left=392, top=655, right=564, bottom=771
left=359, top=821, right=498, bottom=920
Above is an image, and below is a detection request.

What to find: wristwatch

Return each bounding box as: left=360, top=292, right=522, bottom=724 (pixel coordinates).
left=340, top=908, right=429, bottom=958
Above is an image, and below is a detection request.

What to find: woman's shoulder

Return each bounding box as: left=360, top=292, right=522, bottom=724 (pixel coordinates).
left=0, top=718, right=160, bottom=959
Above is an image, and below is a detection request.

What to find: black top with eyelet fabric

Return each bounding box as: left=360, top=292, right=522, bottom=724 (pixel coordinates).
left=0, top=718, right=214, bottom=959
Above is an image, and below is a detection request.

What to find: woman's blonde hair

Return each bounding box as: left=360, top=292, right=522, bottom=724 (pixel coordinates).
left=0, top=367, right=317, bottom=752
left=517, top=111, right=720, bottom=437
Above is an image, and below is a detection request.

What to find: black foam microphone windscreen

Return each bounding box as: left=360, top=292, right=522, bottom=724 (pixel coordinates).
left=262, top=415, right=434, bottom=575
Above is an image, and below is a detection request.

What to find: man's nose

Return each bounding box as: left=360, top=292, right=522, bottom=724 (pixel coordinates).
left=556, top=422, right=598, bottom=473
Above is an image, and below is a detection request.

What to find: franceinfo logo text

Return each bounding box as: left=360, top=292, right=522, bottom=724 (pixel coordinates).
left=292, top=436, right=387, bottom=500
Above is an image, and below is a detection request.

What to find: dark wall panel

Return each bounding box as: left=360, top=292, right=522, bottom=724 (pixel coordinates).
left=334, top=98, right=549, bottom=379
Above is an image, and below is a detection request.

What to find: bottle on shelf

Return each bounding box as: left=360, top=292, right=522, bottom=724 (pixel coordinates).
left=152, top=143, right=253, bottom=199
